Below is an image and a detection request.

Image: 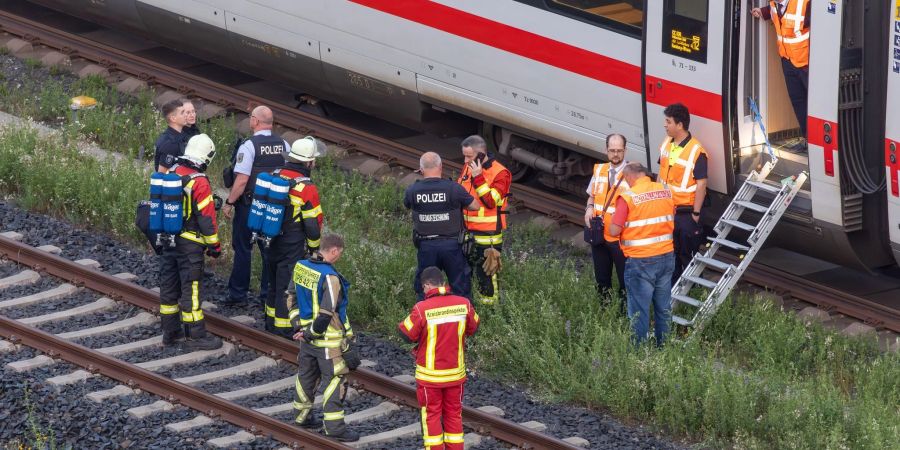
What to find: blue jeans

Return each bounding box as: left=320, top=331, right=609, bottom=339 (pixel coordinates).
left=624, top=252, right=675, bottom=346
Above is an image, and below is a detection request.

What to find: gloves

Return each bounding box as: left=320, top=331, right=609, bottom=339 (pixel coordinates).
left=342, top=342, right=361, bottom=370
left=206, top=244, right=222, bottom=258
left=482, top=247, right=502, bottom=277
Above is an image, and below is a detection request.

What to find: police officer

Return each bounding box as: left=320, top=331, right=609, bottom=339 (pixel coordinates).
left=404, top=152, right=479, bottom=300
left=609, top=163, right=676, bottom=346
left=159, top=134, right=223, bottom=350
left=457, top=135, right=511, bottom=305
left=264, top=137, right=324, bottom=338
left=290, top=233, right=360, bottom=442
left=221, top=105, right=290, bottom=305
left=153, top=99, right=186, bottom=173
left=658, top=103, right=707, bottom=282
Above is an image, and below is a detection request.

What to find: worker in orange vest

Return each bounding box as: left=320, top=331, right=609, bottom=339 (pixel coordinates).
left=658, top=103, right=707, bottom=283
left=457, top=135, right=511, bottom=305
left=609, top=163, right=676, bottom=346
left=752, top=0, right=810, bottom=148
left=398, top=266, right=479, bottom=450
left=584, top=133, right=629, bottom=308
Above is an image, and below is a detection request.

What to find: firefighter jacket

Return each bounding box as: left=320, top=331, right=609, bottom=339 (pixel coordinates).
left=272, top=164, right=323, bottom=250
left=589, top=162, right=630, bottom=242
left=457, top=155, right=511, bottom=246
left=398, top=286, right=479, bottom=387
left=658, top=135, right=707, bottom=207
left=290, top=255, right=353, bottom=349
left=765, top=0, right=810, bottom=68
left=617, top=176, right=675, bottom=259
left=172, top=164, right=219, bottom=248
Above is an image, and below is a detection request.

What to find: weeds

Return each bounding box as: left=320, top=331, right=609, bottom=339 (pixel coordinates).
left=0, top=88, right=897, bottom=448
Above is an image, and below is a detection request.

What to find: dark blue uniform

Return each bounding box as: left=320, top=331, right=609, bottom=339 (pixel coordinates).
left=154, top=126, right=183, bottom=170
left=403, top=178, right=474, bottom=300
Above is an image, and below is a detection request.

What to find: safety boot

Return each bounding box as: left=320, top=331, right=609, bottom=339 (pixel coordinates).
left=182, top=335, right=222, bottom=351
left=295, top=415, right=322, bottom=430
left=162, top=328, right=184, bottom=347
left=326, top=428, right=359, bottom=442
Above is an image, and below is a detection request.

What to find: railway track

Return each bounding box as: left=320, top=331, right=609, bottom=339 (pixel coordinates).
left=0, top=7, right=898, bottom=336
left=0, top=233, right=587, bottom=449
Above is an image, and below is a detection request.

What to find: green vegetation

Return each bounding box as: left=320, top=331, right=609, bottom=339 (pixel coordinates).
left=0, top=71, right=897, bottom=449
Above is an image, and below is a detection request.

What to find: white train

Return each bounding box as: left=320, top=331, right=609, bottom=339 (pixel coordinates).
left=27, top=0, right=900, bottom=271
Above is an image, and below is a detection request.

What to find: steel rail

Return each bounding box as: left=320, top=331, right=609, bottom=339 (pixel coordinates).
left=0, top=236, right=581, bottom=449
left=0, top=314, right=349, bottom=450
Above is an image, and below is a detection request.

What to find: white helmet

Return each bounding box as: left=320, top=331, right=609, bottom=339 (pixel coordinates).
left=286, top=136, right=325, bottom=162
left=183, top=133, right=216, bottom=166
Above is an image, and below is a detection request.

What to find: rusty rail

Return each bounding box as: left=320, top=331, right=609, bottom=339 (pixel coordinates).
left=0, top=235, right=581, bottom=449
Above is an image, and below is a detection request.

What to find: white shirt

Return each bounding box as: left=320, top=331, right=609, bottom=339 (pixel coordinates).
left=233, top=130, right=292, bottom=176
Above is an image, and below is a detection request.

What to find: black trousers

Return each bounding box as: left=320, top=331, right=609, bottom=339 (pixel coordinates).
left=781, top=57, right=809, bottom=138
left=295, top=342, right=349, bottom=435
left=159, top=239, right=208, bottom=338
left=673, top=211, right=704, bottom=283
left=470, top=242, right=502, bottom=304
left=227, top=200, right=270, bottom=301
left=590, top=239, right=626, bottom=308
left=265, top=228, right=307, bottom=338
left=415, top=238, right=471, bottom=300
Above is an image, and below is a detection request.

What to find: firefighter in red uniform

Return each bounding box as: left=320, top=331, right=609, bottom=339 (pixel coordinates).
left=159, top=134, right=223, bottom=350
left=457, top=135, right=511, bottom=305
left=264, top=136, right=324, bottom=338
left=398, top=266, right=479, bottom=450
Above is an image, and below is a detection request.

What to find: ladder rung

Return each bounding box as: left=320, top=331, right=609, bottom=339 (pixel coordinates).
left=684, top=275, right=718, bottom=289
left=708, top=237, right=750, bottom=252
left=744, top=180, right=782, bottom=194
left=672, top=315, right=693, bottom=326
left=721, top=218, right=755, bottom=231
left=696, top=256, right=733, bottom=271
left=672, top=294, right=702, bottom=307
left=734, top=200, right=769, bottom=213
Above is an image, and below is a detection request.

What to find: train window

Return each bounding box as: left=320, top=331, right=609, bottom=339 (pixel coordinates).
left=547, top=1, right=644, bottom=30
left=661, top=0, right=709, bottom=64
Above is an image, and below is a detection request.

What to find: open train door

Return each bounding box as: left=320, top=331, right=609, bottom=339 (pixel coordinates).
left=643, top=0, right=731, bottom=196
left=886, top=1, right=900, bottom=267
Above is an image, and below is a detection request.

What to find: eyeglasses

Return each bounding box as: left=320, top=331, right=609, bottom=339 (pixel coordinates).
left=607, top=148, right=626, bottom=153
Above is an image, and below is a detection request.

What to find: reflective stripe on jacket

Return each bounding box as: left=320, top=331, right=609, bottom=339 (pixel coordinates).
left=291, top=257, right=353, bottom=347
left=620, top=176, right=675, bottom=258
left=590, top=162, right=630, bottom=242
left=399, top=286, right=479, bottom=387
left=658, top=136, right=707, bottom=207
left=458, top=159, right=510, bottom=233
left=770, top=0, right=810, bottom=68
left=173, top=165, right=219, bottom=246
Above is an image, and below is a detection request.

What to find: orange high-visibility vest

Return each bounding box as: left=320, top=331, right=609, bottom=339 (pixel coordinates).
left=770, top=0, right=810, bottom=68
left=458, top=162, right=509, bottom=233
left=658, top=135, right=707, bottom=207
left=590, top=162, right=630, bottom=242
left=619, top=176, right=675, bottom=259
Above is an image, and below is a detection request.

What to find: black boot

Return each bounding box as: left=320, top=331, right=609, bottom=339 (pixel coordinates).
left=162, top=328, right=184, bottom=347
left=182, top=322, right=222, bottom=351
left=327, top=428, right=359, bottom=442
left=295, top=415, right=322, bottom=430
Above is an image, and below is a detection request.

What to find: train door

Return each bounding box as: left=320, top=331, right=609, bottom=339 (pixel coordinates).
left=886, top=0, right=900, bottom=267
left=642, top=0, right=730, bottom=195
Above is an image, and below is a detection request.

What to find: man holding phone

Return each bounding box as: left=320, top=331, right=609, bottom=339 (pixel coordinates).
left=457, top=135, right=511, bottom=305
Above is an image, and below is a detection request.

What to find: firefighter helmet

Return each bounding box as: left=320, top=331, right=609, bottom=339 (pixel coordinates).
left=286, top=136, right=324, bottom=162
left=183, top=133, right=216, bottom=166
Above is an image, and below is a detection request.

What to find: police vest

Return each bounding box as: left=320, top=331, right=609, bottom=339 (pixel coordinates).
left=458, top=159, right=509, bottom=234
left=619, top=176, right=675, bottom=258
left=245, top=133, right=287, bottom=195
left=590, top=162, right=629, bottom=243
left=409, top=179, right=463, bottom=238
left=658, top=135, right=707, bottom=207
left=770, top=0, right=810, bottom=68
left=291, top=258, right=352, bottom=347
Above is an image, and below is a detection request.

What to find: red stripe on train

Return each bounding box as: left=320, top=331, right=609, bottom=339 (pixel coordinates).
left=349, top=0, right=723, bottom=122
left=808, top=117, right=838, bottom=177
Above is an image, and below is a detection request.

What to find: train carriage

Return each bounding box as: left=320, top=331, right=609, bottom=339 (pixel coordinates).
left=27, top=0, right=900, bottom=270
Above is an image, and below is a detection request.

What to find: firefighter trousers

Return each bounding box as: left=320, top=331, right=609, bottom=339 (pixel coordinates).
left=417, top=383, right=465, bottom=450
left=294, top=342, right=349, bottom=436
left=265, top=228, right=306, bottom=338
left=158, top=239, right=209, bottom=339
left=470, top=242, right=501, bottom=304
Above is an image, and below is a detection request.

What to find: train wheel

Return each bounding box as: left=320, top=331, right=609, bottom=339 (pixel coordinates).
left=480, top=122, right=531, bottom=182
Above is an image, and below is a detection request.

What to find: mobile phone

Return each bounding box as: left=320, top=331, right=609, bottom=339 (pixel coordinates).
left=475, top=153, right=486, bottom=164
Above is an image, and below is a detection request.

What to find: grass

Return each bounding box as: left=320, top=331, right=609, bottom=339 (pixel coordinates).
left=0, top=75, right=897, bottom=449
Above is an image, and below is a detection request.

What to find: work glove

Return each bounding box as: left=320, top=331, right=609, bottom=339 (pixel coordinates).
left=342, top=342, right=362, bottom=371
left=206, top=244, right=222, bottom=258
left=482, top=247, right=502, bottom=277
